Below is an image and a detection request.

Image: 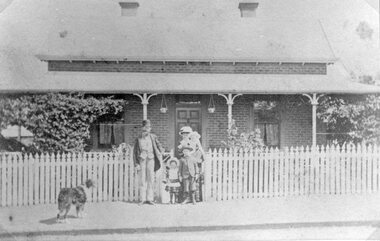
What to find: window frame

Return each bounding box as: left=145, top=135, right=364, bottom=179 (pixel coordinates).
left=94, top=113, right=125, bottom=150
left=250, top=100, right=281, bottom=148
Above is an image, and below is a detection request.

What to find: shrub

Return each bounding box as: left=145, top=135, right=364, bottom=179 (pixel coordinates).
left=221, top=119, right=265, bottom=151
left=0, top=93, right=125, bottom=152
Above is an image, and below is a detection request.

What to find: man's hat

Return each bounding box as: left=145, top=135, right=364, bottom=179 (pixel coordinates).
left=142, top=119, right=151, bottom=127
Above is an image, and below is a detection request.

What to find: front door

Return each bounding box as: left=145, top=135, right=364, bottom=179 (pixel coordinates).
left=175, top=107, right=202, bottom=155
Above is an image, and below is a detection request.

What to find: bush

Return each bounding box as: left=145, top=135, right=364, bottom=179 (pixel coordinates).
left=0, top=93, right=125, bottom=152
left=317, top=94, right=380, bottom=146
left=221, top=119, right=265, bottom=151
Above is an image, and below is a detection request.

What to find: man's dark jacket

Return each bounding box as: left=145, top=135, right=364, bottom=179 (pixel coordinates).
left=133, top=133, right=163, bottom=172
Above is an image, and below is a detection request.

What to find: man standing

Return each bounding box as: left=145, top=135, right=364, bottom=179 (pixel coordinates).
left=133, top=120, right=163, bottom=205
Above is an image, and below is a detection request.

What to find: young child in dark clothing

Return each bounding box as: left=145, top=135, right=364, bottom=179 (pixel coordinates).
left=179, top=146, right=199, bottom=204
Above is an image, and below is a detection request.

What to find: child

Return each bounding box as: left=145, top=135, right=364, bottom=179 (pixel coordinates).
left=178, top=127, right=205, bottom=163
left=179, top=146, right=199, bottom=205
left=165, top=158, right=181, bottom=204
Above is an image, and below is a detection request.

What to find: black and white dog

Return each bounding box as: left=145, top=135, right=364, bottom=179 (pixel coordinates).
left=57, top=179, right=95, bottom=222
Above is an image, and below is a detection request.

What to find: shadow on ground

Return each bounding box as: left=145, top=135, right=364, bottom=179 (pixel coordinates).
left=1, top=219, right=380, bottom=239
left=40, top=215, right=77, bottom=225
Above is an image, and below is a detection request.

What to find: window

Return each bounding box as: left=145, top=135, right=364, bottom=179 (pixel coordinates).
left=175, top=94, right=201, bottom=105
left=119, top=2, right=139, bottom=17
left=98, top=123, right=125, bottom=148
left=96, top=114, right=124, bottom=148
left=253, top=101, right=280, bottom=147
left=238, top=2, right=259, bottom=18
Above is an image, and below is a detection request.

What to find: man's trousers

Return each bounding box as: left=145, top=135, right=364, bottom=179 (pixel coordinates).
left=138, top=157, right=155, bottom=202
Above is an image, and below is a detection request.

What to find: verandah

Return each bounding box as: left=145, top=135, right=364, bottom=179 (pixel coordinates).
left=0, top=144, right=380, bottom=207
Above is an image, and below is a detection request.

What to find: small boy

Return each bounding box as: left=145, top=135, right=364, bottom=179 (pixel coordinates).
left=179, top=146, right=199, bottom=204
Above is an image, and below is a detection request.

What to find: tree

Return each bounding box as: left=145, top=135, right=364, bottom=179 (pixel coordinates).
left=0, top=93, right=125, bottom=152
left=317, top=77, right=380, bottom=145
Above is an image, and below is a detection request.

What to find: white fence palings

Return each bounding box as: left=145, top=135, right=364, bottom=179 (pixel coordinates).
left=0, top=147, right=140, bottom=207
left=217, top=149, right=223, bottom=201
left=2, top=144, right=380, bottom=206
left=248, top=151, right=254, bottom=198
left=222, top=149, right=228, bottom=201
left=205, top=144, right=380, bottom=201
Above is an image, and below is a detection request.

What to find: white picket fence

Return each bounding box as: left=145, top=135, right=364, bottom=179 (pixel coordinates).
left=203, top=144, right=380, bottom=201
left=1, top=144, right=380, bottom=206
left=0, top=150, right=142, bottom=207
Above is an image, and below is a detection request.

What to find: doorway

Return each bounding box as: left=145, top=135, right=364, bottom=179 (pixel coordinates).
left=175, top=107, right=202, bottom=156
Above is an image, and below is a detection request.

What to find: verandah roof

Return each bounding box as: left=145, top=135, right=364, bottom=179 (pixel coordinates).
left=2, top=69, right=379, bottom=94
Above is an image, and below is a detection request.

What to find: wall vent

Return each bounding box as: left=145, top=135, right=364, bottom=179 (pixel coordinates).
left=119, top=2, right=139, bottom=17
left=238, top=2, right=259, bottom=18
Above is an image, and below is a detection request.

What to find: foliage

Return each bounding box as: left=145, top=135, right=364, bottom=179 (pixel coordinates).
left=318, top=93, right=380, bottom=145
left=221, top=119, right=265, bottom=151
left=0, top=93, right=125, bottom=152
left=0, top=133, right=28, bottom=152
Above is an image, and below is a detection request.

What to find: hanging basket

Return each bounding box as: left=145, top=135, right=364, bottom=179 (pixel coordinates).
left=208, top=107, right=215, bottom=113
left=160, top=94, right=168, bottom=113
left=208, top=94, right=215, bottom=113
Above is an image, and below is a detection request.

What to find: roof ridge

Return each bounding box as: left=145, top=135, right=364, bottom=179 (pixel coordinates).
left=363, top=0, right=379, bottom=12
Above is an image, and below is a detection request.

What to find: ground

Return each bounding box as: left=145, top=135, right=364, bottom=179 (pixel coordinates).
left=1, top=194, right=380, bottom=240
left=2, top=226, right=379, bottom=241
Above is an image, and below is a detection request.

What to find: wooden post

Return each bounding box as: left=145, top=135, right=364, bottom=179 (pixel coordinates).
left=203, top=149, right=212, bottom=202
left=218, top=93, right=242, bottom=129
left=133, top=93, right=157, bottom=120
left=302, top=93, right=324, bottom=147
left=17, top=125, right=21, bottom=142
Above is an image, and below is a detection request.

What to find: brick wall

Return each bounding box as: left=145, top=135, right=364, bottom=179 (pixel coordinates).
left=49, top=61, right=327, bottom=75
left=205, top=95, right=229, bottom=149
left=278, top=98, right=313, bottom=147
left=90, top=94, right=326, bottom=151
left=123, top=95, right=174, bottom=151
left=201, top=95, right=326, bottom=149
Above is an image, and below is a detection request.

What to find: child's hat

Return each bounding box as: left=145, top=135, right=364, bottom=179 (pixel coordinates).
left=180, top=126, right=192, bottom=134
left=167, top=157, right=180, bottom=167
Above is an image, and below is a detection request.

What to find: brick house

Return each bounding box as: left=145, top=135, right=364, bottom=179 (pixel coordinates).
left=0, top=0, right=379, bottom=153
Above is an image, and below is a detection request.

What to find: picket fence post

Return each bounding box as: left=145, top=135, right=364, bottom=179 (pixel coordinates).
left=203, top=149, right=212, bottom=201
left=247, top=149, right=254, bottom=199
left=374, top=145, right=379, bottom=192
left=221, top=149, right=228, bottom=201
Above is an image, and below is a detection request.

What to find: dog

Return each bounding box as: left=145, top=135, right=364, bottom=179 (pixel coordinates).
left=56, top=179, right=95, bottom=223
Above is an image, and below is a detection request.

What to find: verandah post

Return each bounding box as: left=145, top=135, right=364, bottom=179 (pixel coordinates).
left=133, top=93, right=157, bottom=120
left=217, top=93, right=242, bottom=129
left=302, top=93, right=324, bottom=147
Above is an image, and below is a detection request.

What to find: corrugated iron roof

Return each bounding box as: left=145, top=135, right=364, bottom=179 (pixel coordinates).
left=0, top=0, right=338, bottom=61
left=0, top=0, right=378, bottom=93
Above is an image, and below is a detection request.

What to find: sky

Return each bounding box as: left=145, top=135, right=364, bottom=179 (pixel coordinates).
left=365, top=0, right=379, bottom=11
left=0, top=0, right=12, bottom=13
